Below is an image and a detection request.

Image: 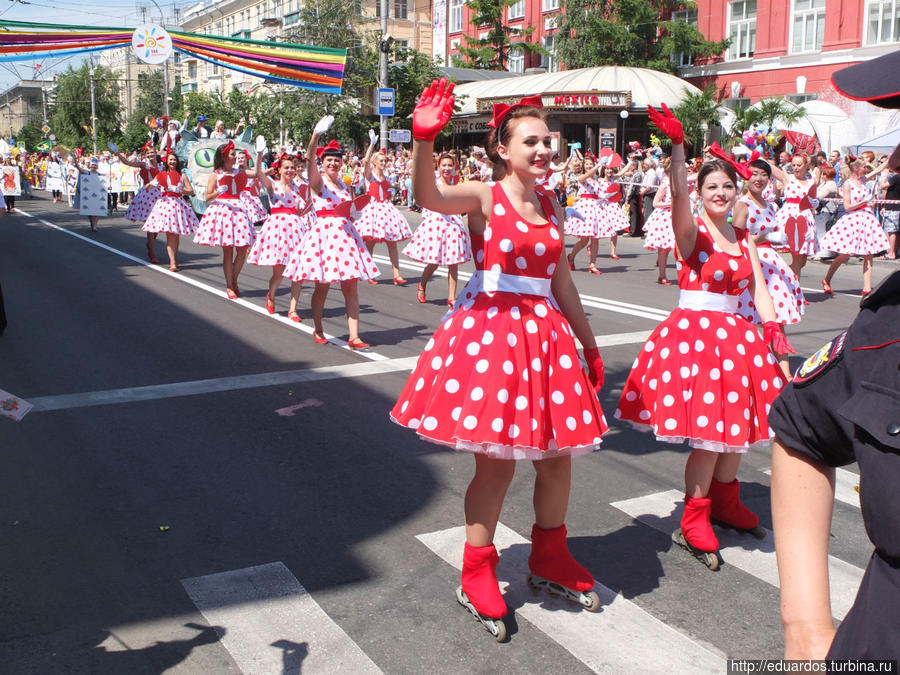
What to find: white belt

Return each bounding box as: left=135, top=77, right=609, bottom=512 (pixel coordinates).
left=678, top=289, right=739, bottom=313
left=469, top=269, right=552, bottom=297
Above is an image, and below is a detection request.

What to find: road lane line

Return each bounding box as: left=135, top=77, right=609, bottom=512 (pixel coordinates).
left=182, top=562, right=382, bottom=675
left=761, top=467, right=861, bottom=508
left=28, top=357, right=421, bottom=412
left=610, top=490, right=865, bottom=620
left=417, top=523, right=725, bottom=672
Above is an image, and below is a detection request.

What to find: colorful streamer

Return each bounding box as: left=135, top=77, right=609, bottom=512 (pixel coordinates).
left=0, top=19, right=346, bottom=94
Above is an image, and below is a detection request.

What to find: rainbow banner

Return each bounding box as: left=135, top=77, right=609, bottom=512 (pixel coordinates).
left=0, top=19, right=347, bottom=94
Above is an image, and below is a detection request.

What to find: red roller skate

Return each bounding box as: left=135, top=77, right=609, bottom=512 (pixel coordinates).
left=672, top=495, right=721, bottom=570
left=527, top=524, right=600, bottom=611
left=709, top=478, right=766, bottom=539
left=457, top=542, right=507, bottom=641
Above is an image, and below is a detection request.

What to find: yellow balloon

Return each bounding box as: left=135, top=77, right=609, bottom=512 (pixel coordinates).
left=343, top=175, right=352, bottom=185
left=567, top=196, right=574, bottom=207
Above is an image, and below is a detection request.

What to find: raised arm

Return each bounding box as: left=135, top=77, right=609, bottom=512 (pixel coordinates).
left=650, top=104, right=695, bottom=258
left=362, top=138, right=376, bottom=182
left=243, top=151, right=264, bottom=179
left=116, top=152, right=147, bottom=169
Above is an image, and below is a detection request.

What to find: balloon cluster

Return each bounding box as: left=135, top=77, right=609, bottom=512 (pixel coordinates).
left=741, top=124, right=783, bottom=157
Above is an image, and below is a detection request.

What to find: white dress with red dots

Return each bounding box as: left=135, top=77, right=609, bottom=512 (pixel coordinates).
left=124, top=164, right=161, bottom=222
left=564, top=178, right=620, bottom=238
left=615, top=222, right=786, bottom=453
left=642, top=182, right=674, bottom=251
left=775, top=178, right=819, bottom=255
left=247, top=182, right=309, bottom=267
left=141, top=171, right=199, bottom=236
left=391, top=183, right=609, bottom=460
left=240, top=177, right=269, bottom=223
left=735, top=196, right=804, bottom=326
left=355, top=178, right=413, bottom=242
left=403, top=189, right=472, bottom=266
left=820, top=182, right=890, bottom=255
left=283, top=177, right=380, bottom=283
left=194, top=171, right=256, bottom=248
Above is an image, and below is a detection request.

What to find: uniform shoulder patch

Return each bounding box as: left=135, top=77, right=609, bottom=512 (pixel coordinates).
left=793, top=331, right=847, bottom=387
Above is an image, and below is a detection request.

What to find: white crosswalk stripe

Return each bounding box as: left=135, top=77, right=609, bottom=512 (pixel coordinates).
left=417, top=522, right=726, bottom=673
left=610, top=489, right=865, bottom=620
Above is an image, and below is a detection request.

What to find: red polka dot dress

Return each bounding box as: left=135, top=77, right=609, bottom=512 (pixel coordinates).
left=247, top=182, right=309, bottom=267
left=564, top=178, right=620, bottom=238
left=194, top=170, right=257, bottom=248
left=240, top=177, right=270, bottom=224
left=820, top=182, right=890, bottom=255
left=735, top=195, right=804, bottom=326
left=124, top=164, right=161, bottom=222
left=391, top=183, right=609, bottom=460
left=615, top=222, right=786, bottom=453
left=642, top=182, right=674, bottom=251
left=403, top=193, right=472, bottom=266
left=141, top=171, right=200, bottom=236
left=355, top=178, right=413, bottom=242
left=775, top=178, right=819, bottom=255
left=292, top=177, right=317, bottom=233
left=283, top=177, right=380, bottom=283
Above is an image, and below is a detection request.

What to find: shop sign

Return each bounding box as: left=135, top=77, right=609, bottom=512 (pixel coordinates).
left=452, top=116, right=491, bottom=134
left=476, top=91, right=631, bottom=113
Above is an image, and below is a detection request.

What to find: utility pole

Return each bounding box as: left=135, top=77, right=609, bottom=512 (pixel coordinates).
left=379, top=0, right=388, bottom=151
left=89, top=55, right=98, bottom=154
left=149, top=0, right=170, bottom=117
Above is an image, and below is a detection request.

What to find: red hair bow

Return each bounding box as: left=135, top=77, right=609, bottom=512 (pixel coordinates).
left=487, top=94, right=544, bottom=131
left=221, top=140, right=235, bottom=155
left=271, top=152, right=292, bottom=172
left=707, top=142, right=752, bottom=180
left=140, top=139, right=153, bottom=152
left=162, top=149, right=178, bottom=162
left=316, top=139, right=341, bottom=159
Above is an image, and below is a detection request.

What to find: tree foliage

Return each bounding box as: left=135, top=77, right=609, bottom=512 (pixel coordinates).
left=656, top=85, right=721, bottom=155
left=453, top=0, right=545, bottom=70
left=555, top=0, right=727, bottom=73
left=49, top=63, right=121, bottom=149
left=15, top=120, right=43, bottom=151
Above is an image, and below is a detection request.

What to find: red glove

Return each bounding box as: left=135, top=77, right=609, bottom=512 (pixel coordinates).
left=647, top=103, right=684, bottom=146
left=412, top=78, right=455, bottom=142
left=763, top=321, right=796, bottom=356
left=583, top=347, right=605, bottom=394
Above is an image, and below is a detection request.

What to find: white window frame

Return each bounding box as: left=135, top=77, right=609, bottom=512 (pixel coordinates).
left=727, top=0, right=757, bottom=61
left=449, top=0, right=463, bottom=33
left=540, top=34, right=558, bottom=72
left=508, top=45, right=524, bottom=72
left=790, top=0, right=826, bottom=53
left=865, top=0, right=900, bottom=45
left=394, top=0, right=408, bottom=19
left=671, top=8, right=698, bottom=67
left=542, top=0, right=559, bottom=11
left=508, top=0, right=525, bottom=20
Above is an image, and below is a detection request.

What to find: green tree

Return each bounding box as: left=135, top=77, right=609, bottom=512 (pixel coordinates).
left=753, top=96, right=804, bottom=132
left=387, top=49, right=444, bottom=131
left=452, top=0, right=545, bottom=70
left=650, top=85, right=721, bottom=155
left=49, top=62, right=121, bottom=150
left=121, top=71, right=168, bottom=151
left=555, top=0, right=727, bottom=73
left=15, top=120, right=43, bottom=151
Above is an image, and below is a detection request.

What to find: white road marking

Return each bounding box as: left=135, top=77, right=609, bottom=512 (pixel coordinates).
left=800, top=285, right=862, bottom=299
left=417, top=523, right=725, bottom=673
left=28, top=357, right=421, bottom=412
left=182, top=562, right=382, bottom=675
left=590, top=330, right=654, bottom=347
left=761, top=467, right=861, bottom=509
left=611, top=490, right=865, bottom=620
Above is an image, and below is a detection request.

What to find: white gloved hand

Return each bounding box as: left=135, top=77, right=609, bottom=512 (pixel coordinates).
left=368, top=129, right=378, bottom=145
left=107, top=141, right=118, bottom=153
left=217, top=184, right=229, bottom=194
left=314, top=115, right=335, bottom=136
left=255, top=135, right=267, bottom=152
left=599, top=156, right=611, bottom=167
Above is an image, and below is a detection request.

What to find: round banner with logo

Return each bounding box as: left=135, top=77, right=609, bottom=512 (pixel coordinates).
left=132, top=24, right=173, bottom=65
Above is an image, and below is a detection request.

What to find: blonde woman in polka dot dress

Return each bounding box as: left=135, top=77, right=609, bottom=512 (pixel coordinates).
left=392, top=82, right=608, bottom=639
left=141, top=150, right=199, bottom=271
left=616, top=104, right=794, bottom=569
left=820, top=159, right=890, bottom=296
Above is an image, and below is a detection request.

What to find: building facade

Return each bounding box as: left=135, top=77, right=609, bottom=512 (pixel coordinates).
left=179, top=0, right=433, bottom=96
left=0, top=80, right=45, bottom=141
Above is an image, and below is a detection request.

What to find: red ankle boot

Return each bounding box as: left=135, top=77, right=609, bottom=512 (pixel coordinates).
left=680, top=495, right=719, bottom=553
left=528, top=524, right=594, bottom=593
left=460, top=543, right=506, bottom=619
left=709, top=478, right=759, bottom=531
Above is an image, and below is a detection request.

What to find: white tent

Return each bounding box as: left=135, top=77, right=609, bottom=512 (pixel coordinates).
left=851, top=127, right=900, bottom=154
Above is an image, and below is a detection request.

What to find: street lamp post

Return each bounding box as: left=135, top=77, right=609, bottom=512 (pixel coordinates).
left=148, top=0, right=170, bottom=118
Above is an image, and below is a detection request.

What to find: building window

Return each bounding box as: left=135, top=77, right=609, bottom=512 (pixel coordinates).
left=187, top=62, right=197, bottom=79
left=671, top=8, right=698, bottom=67
left=542, top=0, right=559, bottom=10
left=727, top=0, right=756, bottom=60
left=508, top=46, right=524, bottom=72
left=449, top=0, right=463, bottom=32
left=394, top=0, right=408, bottom=19
left=866, top=0, right=900, bottom=44
left=540, top=35, right=558, bottom=72
left=508, top=0, right=525, bottom=20
left=375, top=1, right=389, bottom=17
left=181, top=83, right=198, bottom=93
left=722, top=97, right=750, bottom=111
left=791, top=0, right=825, bottom=52
left=450, top=38, right=461, bottom=51
left=284, top=10, right=299, bottom=25
left=786, top=93, right=817, bottom=104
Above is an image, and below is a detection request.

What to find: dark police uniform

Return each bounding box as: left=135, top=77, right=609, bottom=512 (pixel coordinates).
left=768, top=269, right=900, bottom=660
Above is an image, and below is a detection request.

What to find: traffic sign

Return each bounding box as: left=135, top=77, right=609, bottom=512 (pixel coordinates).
left=377, top=88, right=395, bottom=117
left=41, top=124, right=50, bottom=134
left=389, top=129, right=411, bottom=144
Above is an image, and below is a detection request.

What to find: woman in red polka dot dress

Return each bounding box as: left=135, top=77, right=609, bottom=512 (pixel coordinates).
left=248, top=154, right=310, bottom=321
left=733, top=158, right=804, bottom=377
left=563, top=156, right=623, bottom=274
left=774, top=154, right=819, bottom=278
left=820, top=158, right=890, bottom=296
left=237, top=150, right=270, bottom=226
left=642, top=158, right=675, bottom=285
left=141, top=150, right=199, bottom=271
left=119, top=149, right=162, bottom=263
left=403, top=153, right=472, bottom=308
left=615, top=104, right=794, bottom=570
left=284, top=122, right=380, bottom=348
left=391, top=81, right=608, bottom=640
left=356, top=134, right=413, bottom=286
left=194, top=141, right=260, bottom=299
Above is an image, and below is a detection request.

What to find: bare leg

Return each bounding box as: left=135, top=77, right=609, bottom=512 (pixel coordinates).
left=861, top=254, right=873, bottom=293
left=465, top=455, right=516, bottom=547
left=448, top=264, right=459, bottom=305
left=386, top=241, right=403, bottom=279
left=789, top=253, right=807, bottom=279
left=340, top=279, right=361, bottom=341
left=609, top=233, right=618, bottom=257
left=419, top=263, right=438, bottom=291
left=166, top=233, right=179, bottom=269
left=311, top=282, right=330, bottom=336
left=268, top=265, right=285, bottom=302
left=288, top=281, right=303, bottom=316
left=569, top=237, right=589, bottom=266
left=231, top=246, right=248, bottom=292
left=712, top=453, right=743, bottom=484
left=657, top=248, right=670, bottom=281
left=823, top=253, right=850, bottom=286
left=532, top=455, right=571, bottom=529
left=684, top=448, right=720, bottom=498
left=222, top=246, right=235, bottom=291
left=587, top=238, right=599, bottom=271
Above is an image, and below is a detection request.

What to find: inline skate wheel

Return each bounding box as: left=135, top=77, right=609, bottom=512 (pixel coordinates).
left=581, top=590, right=601, bottom=612
left=491, top=618, right=507, bottom=642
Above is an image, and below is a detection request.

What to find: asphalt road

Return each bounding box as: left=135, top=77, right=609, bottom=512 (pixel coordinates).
left=0, top=192, right=893, bottom=674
